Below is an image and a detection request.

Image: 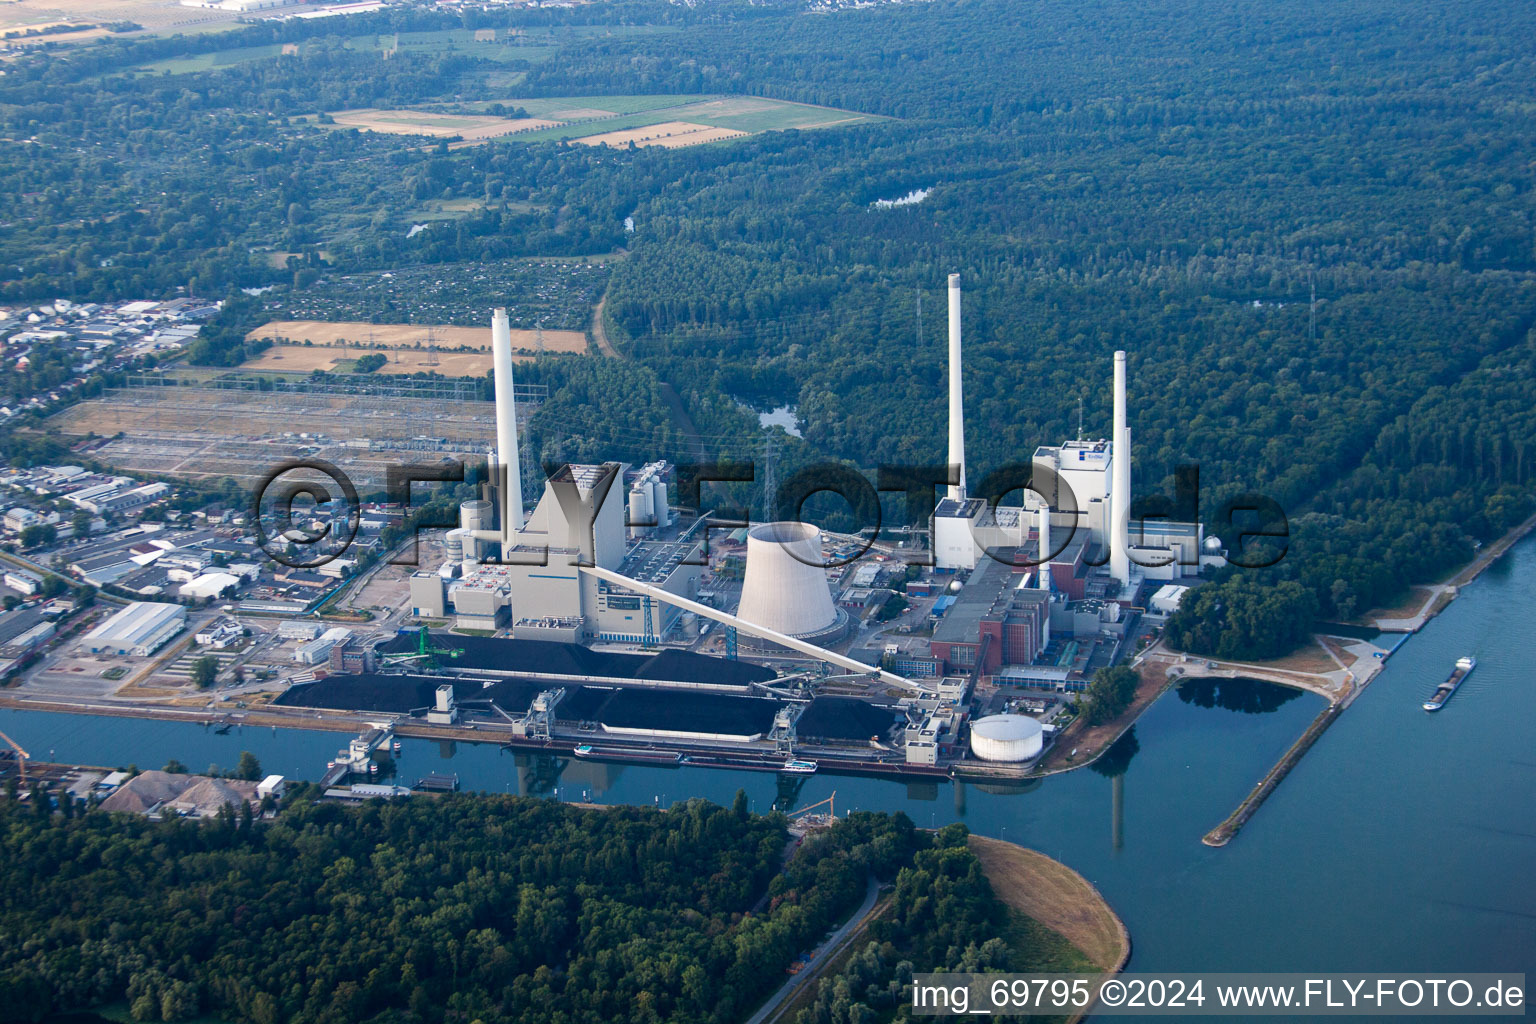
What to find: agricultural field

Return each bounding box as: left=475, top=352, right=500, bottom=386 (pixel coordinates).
left=500, top=94, right=884, bottom=147
left=312, top=93, right=879, bottom=151
left=239, top=343, right=497, bottom=376
left=119, top=23, right=679, bottom=72
left=242, top=320, right=589, bottom=373
left=269, top=258, right=610, bottom=330
left=49, top=387, right=505, bottom=491
left=0, top=0, right=238, bottom=40
left=327, top=107, right=562, bottom=142
left=341, top=23, right=676, bottom=61
left=572, top=121, right=749, bottom=149
left=136, top=40, right=285, bottom=73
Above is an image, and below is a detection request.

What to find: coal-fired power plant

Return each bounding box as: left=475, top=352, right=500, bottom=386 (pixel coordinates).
left=374, top=285, right=1219, bottom=787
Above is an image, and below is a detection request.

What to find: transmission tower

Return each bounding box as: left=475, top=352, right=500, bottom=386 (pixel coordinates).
left=641, top=596, right=657, bottom=649
left=761, top=436, right=779, bottom=522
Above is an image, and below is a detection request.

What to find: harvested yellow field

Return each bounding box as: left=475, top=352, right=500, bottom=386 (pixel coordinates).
left=242, top=321, right=589, bottom=374
left=242, top=345, right=497, bottom=375
left=329, top=108, right=564, bottom=141
left=572, top=120, right=749, bottom=149
left=247, top=320, right=587, bottom=354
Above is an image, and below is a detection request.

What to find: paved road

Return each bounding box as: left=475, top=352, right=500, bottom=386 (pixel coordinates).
left=743, top=874, right=880, bottom=1024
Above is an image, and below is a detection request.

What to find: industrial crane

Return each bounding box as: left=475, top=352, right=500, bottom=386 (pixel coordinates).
left=0, top=727, right=31, bottom=785
left=380, top=630, right=463, bottom=672
left=788, top=792, right=836, bottom=822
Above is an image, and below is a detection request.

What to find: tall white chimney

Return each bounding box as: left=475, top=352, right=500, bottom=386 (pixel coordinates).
left=1037, top=503, right=1052, bottom=592
left=1109, top=350, right=1130, bottom=585
left=491, top=308, right=524, bottom=540
left=947, top=273, right=967, bottom=501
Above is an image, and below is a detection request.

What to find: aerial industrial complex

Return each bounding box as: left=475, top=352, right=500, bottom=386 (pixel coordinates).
left=0, top=277, right=1216, bottom=783
left=268, top=282, right=1216, bottom=780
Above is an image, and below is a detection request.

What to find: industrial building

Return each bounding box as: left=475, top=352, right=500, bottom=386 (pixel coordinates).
left=287, top=288, right=1194, bottom=776
left=292, top=627, right=351, bottom=665
left=82, top=601, right=186, bottom=656
left=4, top=567, right=42, bottom=595
left=929, top=275, right=1212, bottom=600
left=407, top=310, right=875, bottom=666
left=929, top=558, right=1050, bottom=678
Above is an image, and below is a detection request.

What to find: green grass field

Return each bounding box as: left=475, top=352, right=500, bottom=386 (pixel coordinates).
left=131, top=24, right=677, bottom=76
left=138, top=42, right=284, bottom=74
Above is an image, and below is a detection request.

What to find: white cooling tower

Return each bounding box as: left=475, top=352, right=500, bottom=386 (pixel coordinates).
left=736, top=521, right=839, bottom=638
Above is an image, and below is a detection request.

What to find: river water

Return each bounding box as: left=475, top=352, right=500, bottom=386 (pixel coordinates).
left=7, top=539, right=1535, bottom=982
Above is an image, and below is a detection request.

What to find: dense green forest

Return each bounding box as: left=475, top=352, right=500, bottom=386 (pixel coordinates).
left=4, top=0, right=1536, bottom=653
left=0, top=790, right=1069, bottom=1024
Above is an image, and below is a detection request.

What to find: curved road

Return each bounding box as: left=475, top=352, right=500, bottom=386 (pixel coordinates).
left=743, top=874, right=880, bottom=1024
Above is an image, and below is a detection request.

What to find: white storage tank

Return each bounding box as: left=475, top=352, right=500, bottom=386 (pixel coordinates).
left=629, top=482, right=652, bottom=535
left=681, top=611, right=699, bottom=638
left=650, top=476, right=669, bottom=529
left=459, top=499, right=493, bottom=533
left=443, top=528, right=466, bottom=565
left=969, top=714, right=1044, bottom=763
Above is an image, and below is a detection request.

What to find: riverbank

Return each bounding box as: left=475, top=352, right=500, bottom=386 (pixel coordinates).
left=1033, top=658, right=1177, bottom=777
left=968, top=835, right=1130, bottom=975
left=1366, top=505, right=1536, bottom=632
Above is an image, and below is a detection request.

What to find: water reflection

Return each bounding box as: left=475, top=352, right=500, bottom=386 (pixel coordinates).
left=1176, top=677, right=1305, bottom=713
left=1090, top=729, right=1139, bottom=851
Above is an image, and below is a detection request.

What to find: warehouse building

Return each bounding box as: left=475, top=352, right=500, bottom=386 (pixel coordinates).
left=83, top=602, right=186, bottom=656
left=4, top=568, right=43, bottom=595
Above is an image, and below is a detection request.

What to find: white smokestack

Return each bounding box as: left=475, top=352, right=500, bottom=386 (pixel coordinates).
left=491, top=308, right=524, bottom=539
left=1110, top=350, right=1130, bottom=585
left=1037, top=504, right=1052, bottom=592
left=947, top=273, right=966, bottom=501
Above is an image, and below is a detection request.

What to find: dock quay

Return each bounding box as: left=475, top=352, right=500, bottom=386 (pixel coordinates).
left=415, top=772, right=459, bottom=792
left=1202, top=701, right=1343, bottom=847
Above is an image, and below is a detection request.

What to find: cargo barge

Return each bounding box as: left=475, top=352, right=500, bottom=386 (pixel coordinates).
left=1423, top=656, right=1475, bottom=711
left=573, top=744, right=684, bottom=767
